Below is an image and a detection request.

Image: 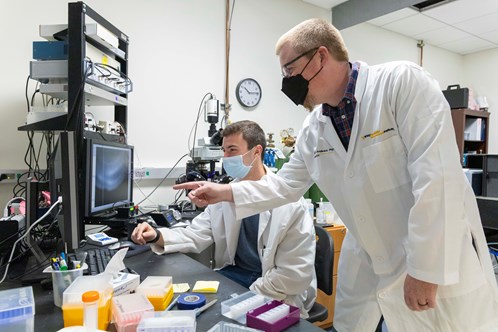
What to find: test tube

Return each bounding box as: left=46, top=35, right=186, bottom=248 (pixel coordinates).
left=82, top=290, right=100, bottom=331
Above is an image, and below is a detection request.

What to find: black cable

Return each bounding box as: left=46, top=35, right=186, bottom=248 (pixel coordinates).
left=64, top=63, right=93, bottom=131
left=24, top=75, right=31, bottom=113
left=136, top=154, right=189, bottom=206
left=93, top=63, right=133, bottom=86
left=173, top=189, right=185, bottom=205
left=228, top=0, right=236, bottom=30
left=9, top=250, right=55, bottom=281
left=189, top=93, right=213, bottom=157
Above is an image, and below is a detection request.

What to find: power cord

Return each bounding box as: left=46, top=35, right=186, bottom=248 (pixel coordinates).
left=136, top=154, right=189, bottom=206
left=188, top=93, right=213, bottom=158
left=3, top=197, right=25, bottom=218
left=0, top=197, right=62, bottom=284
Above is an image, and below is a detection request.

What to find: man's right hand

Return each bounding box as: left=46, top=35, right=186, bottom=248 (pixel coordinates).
left=131, top=222, right=159, bottom=245
left=173, top=181, right=234, bottom=207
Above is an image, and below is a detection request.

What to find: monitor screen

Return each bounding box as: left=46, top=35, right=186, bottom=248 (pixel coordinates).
left=87, top=140, right=133, bottom=215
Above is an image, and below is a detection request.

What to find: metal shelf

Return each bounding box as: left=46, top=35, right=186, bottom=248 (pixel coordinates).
left=39, top=83, right=128, bottom=106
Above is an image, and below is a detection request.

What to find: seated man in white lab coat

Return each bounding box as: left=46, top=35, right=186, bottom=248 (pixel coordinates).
left=131, top=120, right=317, bottom=318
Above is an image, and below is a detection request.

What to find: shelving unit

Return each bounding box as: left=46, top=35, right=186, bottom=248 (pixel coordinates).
left=450, top=108, right=490, bottom=165
left=18, top=2, right=130, bottom=249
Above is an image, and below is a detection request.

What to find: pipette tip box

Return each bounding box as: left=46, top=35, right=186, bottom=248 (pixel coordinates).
left=0, top=286, right=35, bottom=332
left=112, top=293, right=154, bottom=332
left=221, top=291, right=269, bottom=324
left=246, top=300, right=299, bottom=332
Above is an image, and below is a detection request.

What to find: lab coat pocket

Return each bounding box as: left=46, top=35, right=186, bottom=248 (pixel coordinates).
left=362, top=135, right=410, bottom=193
left=340, top=249, right=362, bottom=290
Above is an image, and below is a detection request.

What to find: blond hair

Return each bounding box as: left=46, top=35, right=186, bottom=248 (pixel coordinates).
left=276, top=18, right=349, bottom=62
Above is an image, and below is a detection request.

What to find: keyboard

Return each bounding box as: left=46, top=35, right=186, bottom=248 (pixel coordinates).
left=71, top=243, right=151, bottom=275
left=86, top=247, right=117, bottom=275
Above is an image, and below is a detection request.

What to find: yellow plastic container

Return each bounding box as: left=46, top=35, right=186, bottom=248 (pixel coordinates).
left=136, top=276, right=173, bottom=311
left=61, top=274, right=113, bottom=330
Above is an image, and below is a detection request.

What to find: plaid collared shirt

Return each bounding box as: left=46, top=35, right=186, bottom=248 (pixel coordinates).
left=322, top=62, right=360, bottom=150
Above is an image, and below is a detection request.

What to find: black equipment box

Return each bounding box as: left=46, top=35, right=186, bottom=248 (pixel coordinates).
left=467, top=154, right=498, bottom=197
left=150, top=210, right=179, bottom=228
left=442, top=84, right=469, bottom=109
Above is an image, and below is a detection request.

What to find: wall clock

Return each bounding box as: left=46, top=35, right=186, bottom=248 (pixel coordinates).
left=235, top=78, right=262, bottom=108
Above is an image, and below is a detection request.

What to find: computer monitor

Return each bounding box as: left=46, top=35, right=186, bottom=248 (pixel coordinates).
left=83, top=138, right=134, bottom=217
left=49, top=135, right=133, bottom=249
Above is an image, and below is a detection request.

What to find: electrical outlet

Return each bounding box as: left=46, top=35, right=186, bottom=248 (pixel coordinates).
left=0, top=171, right=24, bottom=183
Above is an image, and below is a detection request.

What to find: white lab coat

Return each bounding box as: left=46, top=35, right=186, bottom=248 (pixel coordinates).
left=152, top=172, right=317, bottom=318
left=231, top=61, right=498, bottom=331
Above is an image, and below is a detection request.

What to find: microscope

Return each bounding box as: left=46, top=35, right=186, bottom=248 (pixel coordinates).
left=178, top=96, right=228, bottom=185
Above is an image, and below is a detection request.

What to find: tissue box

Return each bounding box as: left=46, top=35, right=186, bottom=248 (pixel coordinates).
left=112, top=272, right=140, bottom=296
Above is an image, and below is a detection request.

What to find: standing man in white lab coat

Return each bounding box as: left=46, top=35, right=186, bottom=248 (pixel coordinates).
left=132, top=120, right=317, bottom=318
left=174, top=18, right=498, bottom=331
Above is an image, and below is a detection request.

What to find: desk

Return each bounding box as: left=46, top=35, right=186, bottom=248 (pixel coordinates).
left=2, top=251, right=322, bottom=331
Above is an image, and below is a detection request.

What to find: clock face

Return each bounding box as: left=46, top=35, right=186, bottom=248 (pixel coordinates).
left=236, top=78, right=262, bottom=108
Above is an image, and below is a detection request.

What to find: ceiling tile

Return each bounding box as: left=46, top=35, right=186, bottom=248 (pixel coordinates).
left=423, top=0, right=498, bottom=25
left=367, top=7, right=418, bottom=27
left=480, top=30, right=498, bottom=44
left=301, top=0, right=498, bottom=55
left=302, top=0, right=347, bottom=9
left=454, top=11, right=498, bottom=35
left=381, top=14, right=446, bottom=37
left=413, top=26, right=472, bottom=46
left=438, top=36, right=496, bottom=54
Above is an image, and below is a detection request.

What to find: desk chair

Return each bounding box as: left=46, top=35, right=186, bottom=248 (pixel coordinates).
left=307, top=225, right=334, bottom=323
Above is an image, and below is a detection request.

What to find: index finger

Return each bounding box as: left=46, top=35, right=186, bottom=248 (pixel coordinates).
left=173, top=182, right=204, bottom=190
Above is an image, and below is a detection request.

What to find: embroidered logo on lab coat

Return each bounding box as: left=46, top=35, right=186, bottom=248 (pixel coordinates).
left=361, top=127, right=395, bottom=140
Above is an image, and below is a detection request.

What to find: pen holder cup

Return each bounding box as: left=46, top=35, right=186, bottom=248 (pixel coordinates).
left=43, top=263, right=87, bottom=307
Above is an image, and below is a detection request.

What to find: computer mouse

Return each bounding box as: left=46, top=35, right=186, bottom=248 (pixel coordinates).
left=109, top=240, right=136, bottom=250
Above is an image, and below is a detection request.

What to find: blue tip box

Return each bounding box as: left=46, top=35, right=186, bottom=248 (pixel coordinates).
left=0, top=286, right=35, bottom=332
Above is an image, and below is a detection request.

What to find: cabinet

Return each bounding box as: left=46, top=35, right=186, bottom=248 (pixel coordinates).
left=450, top=108, right=490, bottom=165
left=18, top=2, right=130, bottom=249
left=314, top=224, right=346, bottom=329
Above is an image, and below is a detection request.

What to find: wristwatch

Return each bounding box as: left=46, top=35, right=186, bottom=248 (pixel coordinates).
left=146, top=229, right=161, bottom=244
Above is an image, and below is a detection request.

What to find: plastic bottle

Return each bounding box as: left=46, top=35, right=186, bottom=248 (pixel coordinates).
left=305, top=198, right=314, bottom=219
left=82, top=290, right=99, bottom=331
left=316, top=198, right=324, bottom=223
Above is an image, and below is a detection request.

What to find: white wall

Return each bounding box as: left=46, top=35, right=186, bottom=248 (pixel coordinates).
left=342, top=22, right=497, bottom=154
left=463, top=48, right=498, bottom=153
left=341, top=22, right=465, bottom=90
left=0, top=0, right=329, bottom=207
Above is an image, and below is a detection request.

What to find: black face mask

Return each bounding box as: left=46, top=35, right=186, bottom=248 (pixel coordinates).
left=281, top=74, right=310, bottom=106
left=281, top=51, right=323, bottom=106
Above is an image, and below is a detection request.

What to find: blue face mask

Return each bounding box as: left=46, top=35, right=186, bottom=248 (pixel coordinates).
left=223, top=148, right=256, bottom=179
